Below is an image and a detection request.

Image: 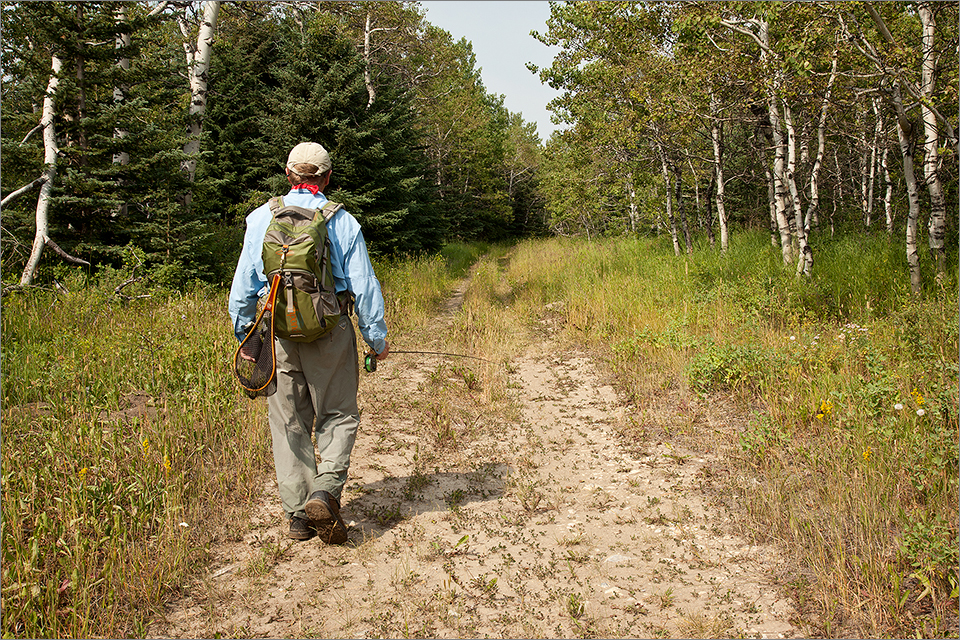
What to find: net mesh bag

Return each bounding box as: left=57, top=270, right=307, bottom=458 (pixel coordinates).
left=234, top=275, right=279, bottom=398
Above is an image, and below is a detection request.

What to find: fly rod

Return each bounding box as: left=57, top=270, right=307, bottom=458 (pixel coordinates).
left=364, top=350, right=490, bottom=373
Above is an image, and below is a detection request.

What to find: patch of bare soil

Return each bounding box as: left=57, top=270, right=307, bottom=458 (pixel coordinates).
left=149, top=283, right=804, bottom=639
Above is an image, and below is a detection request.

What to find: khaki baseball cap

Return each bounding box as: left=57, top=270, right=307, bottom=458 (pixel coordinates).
left=286, top=142, right=331, bottom=176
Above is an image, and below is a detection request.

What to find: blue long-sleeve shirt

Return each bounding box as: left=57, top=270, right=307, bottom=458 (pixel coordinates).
left=228, top=187, right=388, bottom=354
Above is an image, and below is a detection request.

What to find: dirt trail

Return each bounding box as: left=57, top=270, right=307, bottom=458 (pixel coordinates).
left=150, top=279, right=803, bottom=639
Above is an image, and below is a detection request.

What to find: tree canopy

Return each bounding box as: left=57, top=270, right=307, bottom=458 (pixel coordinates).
left=1, top=1, right=956, bottom=294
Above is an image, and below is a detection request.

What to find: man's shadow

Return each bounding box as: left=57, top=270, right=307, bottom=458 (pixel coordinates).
left=339, top=463, right=513, bottom=543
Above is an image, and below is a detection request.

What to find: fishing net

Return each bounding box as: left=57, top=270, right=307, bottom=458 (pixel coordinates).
left=234, top=275, right=280, bottom=398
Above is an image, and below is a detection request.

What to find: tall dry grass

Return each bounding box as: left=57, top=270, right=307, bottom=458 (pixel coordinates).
left=488, top=232, right=958, bottom=638
left=1, top=245, right=485, bottom=638
left=1, top=274, right=271, bottom=637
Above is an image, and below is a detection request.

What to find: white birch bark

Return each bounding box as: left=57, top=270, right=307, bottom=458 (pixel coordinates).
left=360, top=9, right=399, bottom=108
left=881, top=145, right=893, bottom=236
left=764, top=165, right=778, bottom=247
left=803, top=51, right=837, bottom=233
left=760, top=24, right=793, bottom=265
left=719, top=16, right=791, bottom=261
left=704, top=172, right=716, bottom=247
left=831, top=148, right=842, bottom=236
left=892, top=82, right=923, bottom=295
left=784, top=103, right=811, bottom=275
left=658, top=148, right=681, bottom=257
left=767, top=88, right=793, bottom=265
left=626, top=171, right=638, bottom=234
left=114, top=4, right=130, bottom=167
left=20, top=56, right=63, bottom=286
left=364, top=11, right=376, bottom=107
left=857, top=102, right=871, bottom=227
left=867, top=98, right=882, bottom=227
left=2, top=177, right=46, bottom=208
left=674, top=163, right=692, bottom=255
left=181, top=1, right=220, bottom=185
left=918, top=2, right=947, bottom=279
left=113, top=5, right=131, bottom=219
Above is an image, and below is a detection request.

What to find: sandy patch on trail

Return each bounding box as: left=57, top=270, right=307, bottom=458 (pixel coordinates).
left=149, top=290, right=803, bottom=639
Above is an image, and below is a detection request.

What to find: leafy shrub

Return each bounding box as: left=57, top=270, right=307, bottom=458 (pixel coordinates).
left=687, top=342, right=774, bottom=393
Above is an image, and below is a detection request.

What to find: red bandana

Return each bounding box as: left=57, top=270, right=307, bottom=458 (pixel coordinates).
left=291, top=183, right=321, bottom=195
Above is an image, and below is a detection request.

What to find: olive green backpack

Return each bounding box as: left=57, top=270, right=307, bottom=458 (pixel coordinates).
left=261, top=196, right=344, bottom=342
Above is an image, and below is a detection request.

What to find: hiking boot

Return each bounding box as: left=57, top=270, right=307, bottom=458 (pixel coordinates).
left=304, top=490, right=348, bottom=545
left=288, top=516, right=316, bottom=541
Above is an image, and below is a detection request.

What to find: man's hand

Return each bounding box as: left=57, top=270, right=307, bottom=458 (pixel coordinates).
left=376, top=340, right=390, bottom=360
left=239, top=342, right=257, bottom=362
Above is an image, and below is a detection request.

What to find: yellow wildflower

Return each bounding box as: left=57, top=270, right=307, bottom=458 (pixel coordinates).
left=863, top=447, right=872, bottom=461
left=910, top=388, right=925, bottom=406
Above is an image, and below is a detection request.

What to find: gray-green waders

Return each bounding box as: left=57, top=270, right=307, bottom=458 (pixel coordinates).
left=268, top=315, right=359, bottom=520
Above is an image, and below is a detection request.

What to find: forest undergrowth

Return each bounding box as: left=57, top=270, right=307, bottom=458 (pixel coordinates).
left=1, top=234, right=956, bottom=639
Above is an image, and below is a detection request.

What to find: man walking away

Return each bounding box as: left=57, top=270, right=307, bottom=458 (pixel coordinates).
left=228, top=142, right=390, bottom=543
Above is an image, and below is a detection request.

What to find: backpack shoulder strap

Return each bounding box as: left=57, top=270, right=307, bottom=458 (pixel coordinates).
left=268, top=196, right=284, bottom=215
left=318, top=201, right=343, bottom=223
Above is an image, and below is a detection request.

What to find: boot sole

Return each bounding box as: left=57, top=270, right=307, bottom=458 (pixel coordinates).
left=305, top=497, right=348, bottom=545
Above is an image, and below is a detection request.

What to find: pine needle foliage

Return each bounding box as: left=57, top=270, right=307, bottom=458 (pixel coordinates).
left=202, top=6, right=443, bottom=258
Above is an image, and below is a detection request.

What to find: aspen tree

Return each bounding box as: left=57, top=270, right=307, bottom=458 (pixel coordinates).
left=709, top=91, right=729, bottom=252
left=179, top=1, right=220, bottom=191
left=845, top=2, right=956, bottom=294
left=917, top=2, right=948, bottom=279
left=803, top=49, right=838, bottom=234
left=19, top=55, right=62, bottom=286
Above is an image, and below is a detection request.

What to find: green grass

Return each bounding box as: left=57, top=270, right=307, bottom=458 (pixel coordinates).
left=1, top=277, right=272, bottom=637
left=3, top=234, right=955, bottom=638
left=372, top=246, right=485, bottom=337
left=1, top=243, right=489, bottom=638
left=494, top=231, right=958, bottom=638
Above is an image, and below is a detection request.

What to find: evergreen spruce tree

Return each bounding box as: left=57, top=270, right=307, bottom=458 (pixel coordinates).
left=199, top=4, right=279, bottom=220
left=1, top=2, right=221, bottom=286
left=202, top=7, right=441, bottom=257
left=1, top=2, right=127, bottom=278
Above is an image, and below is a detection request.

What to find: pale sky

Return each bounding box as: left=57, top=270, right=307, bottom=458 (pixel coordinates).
left=420, top=1, right=564, bottom=142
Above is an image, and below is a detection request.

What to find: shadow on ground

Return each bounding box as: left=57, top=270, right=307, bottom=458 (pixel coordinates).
left=339, top=464, right=512, bottom=543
